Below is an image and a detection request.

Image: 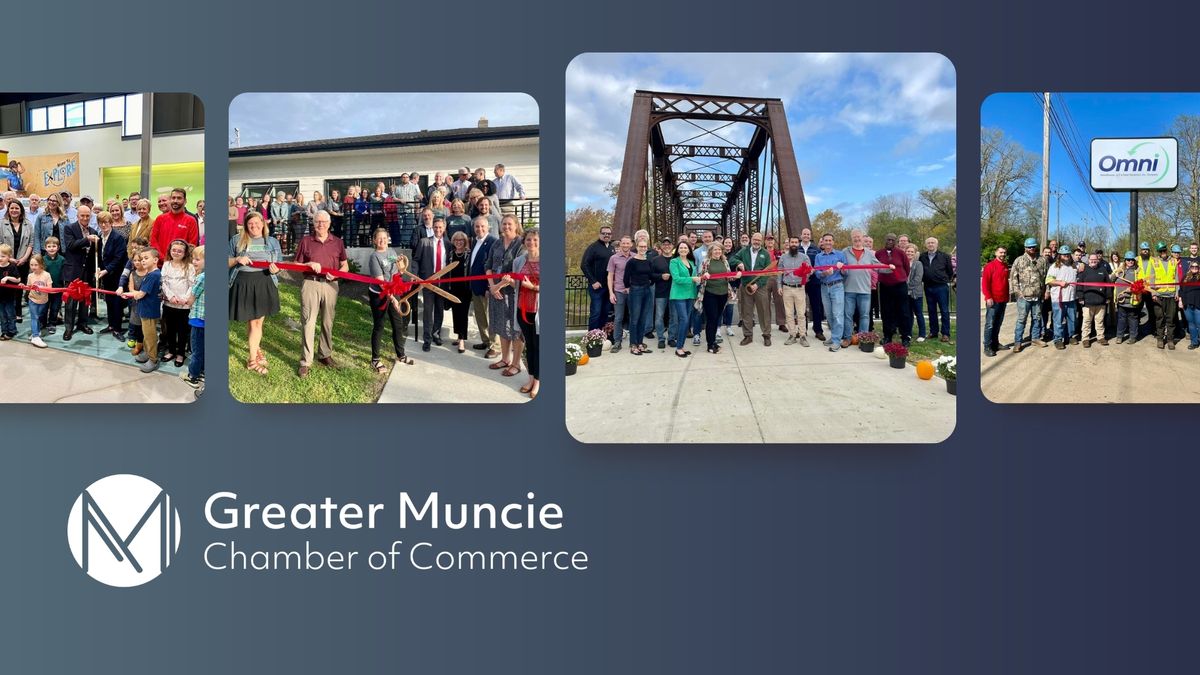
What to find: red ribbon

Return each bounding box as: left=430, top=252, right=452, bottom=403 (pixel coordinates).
left=704, top=263, right=890, bottom=281
left=0, top=280, right=122, bottom=306
left=248, top=261, right=527, bottom=286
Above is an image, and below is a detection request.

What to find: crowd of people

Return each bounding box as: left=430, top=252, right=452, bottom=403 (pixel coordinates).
left=581, top=225, right=956, bottom=357
left=227, top=165, right=526, bottom=250
left=983, top=238, right=1200, bottom=354
left=0, top=188, right=206, bottom=389
left=228, top=198, right=540, bottom=399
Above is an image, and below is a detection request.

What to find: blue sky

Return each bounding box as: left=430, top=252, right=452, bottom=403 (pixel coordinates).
left=565, top=53, right=956, bottom=224
left=981, top=92, right=1200, bottom=238
left=228, top=93, right=538, bottom=146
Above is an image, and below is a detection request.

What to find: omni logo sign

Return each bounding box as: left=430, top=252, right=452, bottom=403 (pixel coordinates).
left=1090, top=137, right=1179, bottom=191
left=66, top=474, right=181, bottom=587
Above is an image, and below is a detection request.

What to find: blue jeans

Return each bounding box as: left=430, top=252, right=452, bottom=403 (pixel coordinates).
left=1051, top=299, right=1076, bottom=343
left=722, top=301, right=734, bottom=327
left=670, top=299, right=694, bottom=350
left=909, top=296, right=927, bottom=338
left=189, top=325, right=205, bottom=379
left=0, top=299, right=14, bottom=335
left=1014, top=297, right=1042, bottom=345
left=654, top=295, right=670, bottom=341
left=1186, top=307, right=1200, bottom=346
left=820, top=283, right=845, bottom=348
left=28, top=301, right=47, bottom=338
left=587, top=285, right=612, bottom=331
left=612, top=290, right=628, bottom=345
left=925, top=283, right=951, bottom=337
left=843, top=291, right=871, bottom=339
left=627, top=286, right=653, bottom=347
left=983, top=301, right=1007, bottom=350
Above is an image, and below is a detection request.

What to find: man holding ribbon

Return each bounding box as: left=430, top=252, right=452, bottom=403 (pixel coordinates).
left=61, top=205, right=97, bottom=340
left=730, top=231, right=773, bottom=347
left=813, top=233, right=847, bottom=352
left=294, top=210, right=348, bottom=377
left=413, top=217, right=451, bottom=352
left=776, top=236, right=812, bottom=347
left=1148, top=242, right=1179, bottom=349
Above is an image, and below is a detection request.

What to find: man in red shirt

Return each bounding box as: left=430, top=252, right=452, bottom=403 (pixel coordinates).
left=150, top=188, right=200, bottom=264
left=294, top=210, right=348, bottom=377
left=876, top=233, right=913, bottom=345
left=981, top=245, right=1010, bottom=356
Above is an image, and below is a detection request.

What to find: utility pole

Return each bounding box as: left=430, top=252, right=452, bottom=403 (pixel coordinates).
left=1051, top=187, right=1065, bottom=242
left=1041, top=92, right=1051, bottom=245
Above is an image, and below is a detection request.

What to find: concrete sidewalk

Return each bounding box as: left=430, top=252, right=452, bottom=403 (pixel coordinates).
left=565, top=333, right=956, bottom=443
left=0, top=339, right=197, bottom=403
left=979, top=306, right=1200, bottom=404
left=377, top=313, right=530, bottom=404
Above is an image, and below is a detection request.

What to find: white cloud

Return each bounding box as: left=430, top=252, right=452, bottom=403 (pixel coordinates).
left=914, top=163, right=945, bottom=174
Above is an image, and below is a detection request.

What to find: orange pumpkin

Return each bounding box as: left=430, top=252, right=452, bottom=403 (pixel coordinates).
left=578, top=353, right=589, bottom=366
left=915, top=360, right=935, bottom=380
left=850, top=335, right=860, bottom=345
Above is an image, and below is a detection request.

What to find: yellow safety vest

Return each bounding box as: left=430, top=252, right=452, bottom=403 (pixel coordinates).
left=1148, top=257, right=1178, bottom=295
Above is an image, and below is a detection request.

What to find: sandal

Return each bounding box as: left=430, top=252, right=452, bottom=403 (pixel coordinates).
left=256, top=352, right=268, bottom=368
left=502, top=366, right=521, bottom=377
left=396, top=355, right=414, bottom=366
left=247, top=357, right=268, bottom=375
left=371, top=359, right=387, bottom=373
left=520, top=382, right=534, bottom=393
left=488, top=360, right=511, bottom=370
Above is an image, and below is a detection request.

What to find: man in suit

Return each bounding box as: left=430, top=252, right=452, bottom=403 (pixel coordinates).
left=468, top=216, right=500, bottom=357
left=920, top=236, right=955, bottom=342
left=408, top=207, right=436, bottom=252
left=61, top=205, right=97, bottom=340
left=413, top=217, right=451, bottom=351
left=95, top=212, right=128, bottom=339
left=796, top=227, right=825, bottom=340
left=730, top=230, right=773, bottom=346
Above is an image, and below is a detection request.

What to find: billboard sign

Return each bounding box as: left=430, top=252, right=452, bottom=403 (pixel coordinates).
left=1090, top=137, right=1178, bottom=192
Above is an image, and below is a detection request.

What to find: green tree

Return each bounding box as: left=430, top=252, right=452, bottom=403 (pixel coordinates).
left=566, top=206, right=613, bottom=275
left=980, top=127, right=1039, bottom=235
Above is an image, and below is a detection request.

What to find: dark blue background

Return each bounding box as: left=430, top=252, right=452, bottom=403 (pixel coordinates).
left=1, top=0, right=1194, bottom=673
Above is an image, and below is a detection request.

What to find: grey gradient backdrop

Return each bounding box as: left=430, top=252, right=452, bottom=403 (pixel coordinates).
left=2, top=0, right=1198, bottom=673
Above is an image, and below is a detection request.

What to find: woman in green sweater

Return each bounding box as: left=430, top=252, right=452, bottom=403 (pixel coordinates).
left=700, top=242, right=738, bottom=353
left=669, top=241, right=701, bottom=358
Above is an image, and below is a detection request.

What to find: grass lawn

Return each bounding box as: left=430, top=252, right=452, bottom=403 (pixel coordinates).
left=903, top=319, right=957, bottom=364
left=228, top=282, right=393, bottom=403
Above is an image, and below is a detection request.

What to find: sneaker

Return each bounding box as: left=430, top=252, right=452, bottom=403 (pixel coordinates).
left=725, top=327, right=734, bottom=336
left=610, top=342, right=622, bottom=354
left=916, top=336, right=926, bottom=342
left=668, top=339, right=676, bottom=348
left=1055, top=341, right=1065, bottom=350
left=784, top=335, right=796, bottom=345
left=984, top=348, right=996, bottom=357
left=139, top=360, right=159, bottom=373
left=134, top=352, right=150, bottom=363
left=180, top=372, right=202, bottom=388
left=1188, top=343, right=1199, bottom=350
left=1168, top=341, right=1176, bottom=350
left=822, top=339, right=833, bottom=346
left=692, top=335, right=701, bottom=346
left=798, top=336, right=809, bottom=347
left=31, top=336, right=47, bottom=348
left=657, top=340, right=666, bottom=350
left=46, top=326, right=56, bottom=335
left=828, top=345, right=840, bottom=352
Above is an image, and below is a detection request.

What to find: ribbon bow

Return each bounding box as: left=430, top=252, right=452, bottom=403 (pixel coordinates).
left=791, top=263, right=813, bottom=280
left=63, top=279, right=95, bottom=305
left=378, top=274, right=414, bottom=311
left=1128, top=279, right=1148, bottom=296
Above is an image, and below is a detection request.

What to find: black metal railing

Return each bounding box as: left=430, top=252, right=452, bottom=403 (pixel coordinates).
left=563, top=274, right=957, bottom=330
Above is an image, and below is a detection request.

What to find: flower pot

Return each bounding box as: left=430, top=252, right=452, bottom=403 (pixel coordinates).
left=889, top=356, right=906, bottom=369
left=586, top=343, right=603, bottom=358
left=859, top=342, right=875, bottom=353
left=566, top=362, right=578, bottom=376
left=945, top=379, right=956, bottom=395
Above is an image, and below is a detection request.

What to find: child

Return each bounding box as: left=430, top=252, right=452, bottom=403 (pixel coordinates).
left=119, top=237, right=149, bottom=352
left=0, top=244, right=19, bottom=339
left=124, top=248, right=162, bottom=373
left=181, top=245, right=205, bottom=390
left=160, top=239, right=195, bottom=368
left=42, top=237, right=65, bottom=333
left=25, top=254, right=52, bottom=348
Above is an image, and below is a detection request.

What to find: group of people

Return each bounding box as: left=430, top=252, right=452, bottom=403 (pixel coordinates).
left=227, top=165, right=526, bottom=250
left=0, top=188, right=206, bottom=386
left=228, top=203, right=541, bottom=399
left=581, top=225, right=956, bottom=358
left=984, top=238, right=1200, bottom=354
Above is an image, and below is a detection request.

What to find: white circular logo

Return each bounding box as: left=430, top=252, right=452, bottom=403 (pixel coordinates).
left=66, top=474, right=181, bottom=587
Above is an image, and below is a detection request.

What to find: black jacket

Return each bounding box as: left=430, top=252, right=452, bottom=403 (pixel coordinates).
left=62, top=221, right=92, bottom=282
left=581, top=239, right=613, bottom=286
left=1077, top=266, right=1108, bottom=306
left=920, top=250, right=954, bottom=285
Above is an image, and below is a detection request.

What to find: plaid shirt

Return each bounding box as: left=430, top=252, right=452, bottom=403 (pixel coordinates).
left=189, top=272, right=205, bottom=321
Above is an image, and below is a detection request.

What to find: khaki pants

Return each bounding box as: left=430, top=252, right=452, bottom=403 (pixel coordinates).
left=1082, top=304, right=1106, bottom=341
left=472, top=293, right=500, bottom=349
left=300, top=279, right=338, bottom=366
left=739, top=282, right=771, bottom=338
left=141, top=318, right=159, bottom=362
left=780, top=285, right=808, bottom=337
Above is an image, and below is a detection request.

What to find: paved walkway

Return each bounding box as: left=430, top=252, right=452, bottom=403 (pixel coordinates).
left=0, top=338, right=196, bottom=403
left=980, top=304, right=1200, bottom=404
left=565, top=332, right=956, bottom=443
left=377, top=314, right=529, bottom=404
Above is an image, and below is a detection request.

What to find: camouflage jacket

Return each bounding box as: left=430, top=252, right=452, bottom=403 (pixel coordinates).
left=1009, top=253, right=1048, bottom=299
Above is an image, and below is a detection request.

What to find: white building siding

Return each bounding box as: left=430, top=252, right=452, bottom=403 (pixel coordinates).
left=228, top=137, right=539, bottom=200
